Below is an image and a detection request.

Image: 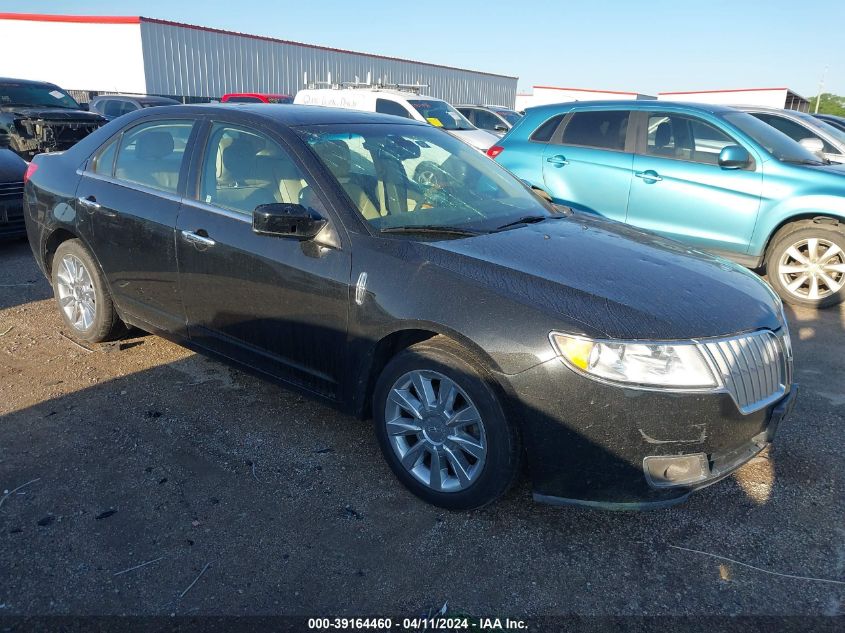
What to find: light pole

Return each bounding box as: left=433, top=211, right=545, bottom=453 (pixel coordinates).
left=814, top=66, right=829, bottom=114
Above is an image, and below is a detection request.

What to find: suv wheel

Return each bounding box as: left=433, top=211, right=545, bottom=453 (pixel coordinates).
left=766, top=222, right=845, bottom=308
left=51, top=239, right=124, bottom=343
left=373, top=337, right=520, bottom=510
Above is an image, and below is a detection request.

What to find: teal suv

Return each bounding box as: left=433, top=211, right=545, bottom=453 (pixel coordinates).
left=491, top=101, right=845, bottom=308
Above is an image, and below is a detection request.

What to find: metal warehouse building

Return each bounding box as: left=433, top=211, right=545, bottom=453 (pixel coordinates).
left=0, top=13, right=518, bottom=106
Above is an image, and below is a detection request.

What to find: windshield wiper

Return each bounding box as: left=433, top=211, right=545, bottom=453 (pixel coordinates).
left=379, top=225, right=484, bottom=237
left=493, top=215, right=557, bottom=232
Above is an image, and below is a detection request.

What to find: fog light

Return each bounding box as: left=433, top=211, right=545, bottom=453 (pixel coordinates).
left=643, top=454, right=710, bottom=489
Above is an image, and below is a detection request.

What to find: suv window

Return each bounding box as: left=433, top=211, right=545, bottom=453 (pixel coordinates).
left=103, top=99, right=137, bottom=118
left=474, top=109, right=503, bottom=131
left=645, top=114, right=736, bottom=165
left=113, top=120, right=193, bottom=193
left=561, top=111, right=629, bottom=151
left=530, top=115, right=565, bottom=142
left=376, top=99, right=412, bottom=118
left=200, top=123, right=310, bottom=215
left=750, top=113, right=836, bottom=154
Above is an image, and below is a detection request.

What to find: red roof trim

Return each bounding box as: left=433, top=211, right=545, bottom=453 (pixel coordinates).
left=533, top=85, right=640, bottom=95
left=139, top=17, right=517, bottom=80
left=658, top=87, right=789, bottom=95
left=0, top=13, right=140, bottom=24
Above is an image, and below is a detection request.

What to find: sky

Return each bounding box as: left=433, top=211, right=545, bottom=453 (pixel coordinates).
left=1, top=0, right=842, bottom=97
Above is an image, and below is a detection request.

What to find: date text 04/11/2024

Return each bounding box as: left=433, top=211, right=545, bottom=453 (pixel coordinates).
left=307, top=617, right=528, bottom=630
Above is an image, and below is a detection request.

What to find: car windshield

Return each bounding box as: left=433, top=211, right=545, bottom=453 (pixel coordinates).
left=296, top=123, right=552, bottom=236
left=407, top=99, right=474, bottom=131
left=722, top=111, right=823, bottom=164
left=495, top=109, right=522, bottom=126
left=0, top=82, right=81, bottom=110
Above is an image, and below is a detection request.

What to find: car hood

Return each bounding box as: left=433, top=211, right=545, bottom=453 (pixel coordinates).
left=1, top=106, right=105, bottom=122
left=422, top=213, right=783, bottom=340
left=0, top=148, right=26, bottom=181
left=447, top=128, right=500, bottom=151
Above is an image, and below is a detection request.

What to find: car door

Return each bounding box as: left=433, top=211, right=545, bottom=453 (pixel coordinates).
left=626, top=111, right=762, bottom=256
left=75, top=117, right=197, bottom=331
left=175, top=119, right=351, bottom=398
left=540, top=109, right=634, bottom=222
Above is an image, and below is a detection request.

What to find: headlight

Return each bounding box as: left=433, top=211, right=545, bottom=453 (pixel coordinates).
left=550, top=333, right=718, bottom=389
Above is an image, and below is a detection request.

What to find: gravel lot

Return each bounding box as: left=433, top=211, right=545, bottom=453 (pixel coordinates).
left=1, top=237, right=843, bottom=619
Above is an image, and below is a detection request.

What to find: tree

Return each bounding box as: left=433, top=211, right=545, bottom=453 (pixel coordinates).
left=810, top=93, right=845, bottom=116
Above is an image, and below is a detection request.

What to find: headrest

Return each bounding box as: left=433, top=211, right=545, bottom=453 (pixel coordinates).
left=655, top=121, right=673, bottom=148
left=136, top=131, right=174, bottom=160
left=222, top=141, right=256, bottom=181
left=312, top=140, right=350, bottom=178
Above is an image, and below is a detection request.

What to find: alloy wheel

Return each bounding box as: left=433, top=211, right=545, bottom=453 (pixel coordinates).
left=777, top=237, right=845, bottom=302
left=384, top=369, right=487, bottom=493
left=56, top=254, right=96, bottom=331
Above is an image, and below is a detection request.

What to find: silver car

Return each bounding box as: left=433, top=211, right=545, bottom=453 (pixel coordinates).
left=736, top=105, right=845, bottom=164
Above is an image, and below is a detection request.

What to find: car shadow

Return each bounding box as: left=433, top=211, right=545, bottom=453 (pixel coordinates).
left=0, top=238, right=53, bottom=310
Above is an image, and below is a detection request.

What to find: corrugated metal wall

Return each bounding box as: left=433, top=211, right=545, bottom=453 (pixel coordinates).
left=139, top=20, right=517, bottom=107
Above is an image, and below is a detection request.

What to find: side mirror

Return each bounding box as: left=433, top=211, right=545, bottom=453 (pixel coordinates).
left=78, top=102, right=90, bottom=111
left=718, top=145, right=751, bottom=169
left=253, top=203, right=327, bottom=239
left=799, top=137, right=825, bottom=159
left=494, top=124, right=508, bottom=133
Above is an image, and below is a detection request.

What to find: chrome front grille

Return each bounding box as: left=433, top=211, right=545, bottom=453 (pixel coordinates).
left=701, top=330, right=792, bottom=414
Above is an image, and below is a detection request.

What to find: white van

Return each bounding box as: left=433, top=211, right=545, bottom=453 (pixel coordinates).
left=293, top=87, right=499, bottom=152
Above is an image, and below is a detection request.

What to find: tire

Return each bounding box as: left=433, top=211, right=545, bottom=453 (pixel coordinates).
left=413, top=161, right=444, bottom=187
left=373, top=337, right=521, bottom=510
left=765, top=221, right=845, bottom=308
left=51, top=239, right=124, bottom=343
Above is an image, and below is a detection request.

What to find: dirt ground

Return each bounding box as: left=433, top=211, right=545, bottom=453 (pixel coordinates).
left=1, top=237, right=843, bottom=619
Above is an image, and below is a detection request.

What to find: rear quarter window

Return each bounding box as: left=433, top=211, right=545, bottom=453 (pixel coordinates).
left=530, top=115, right=565, bottom=142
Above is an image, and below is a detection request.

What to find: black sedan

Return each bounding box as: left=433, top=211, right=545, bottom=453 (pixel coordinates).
left=0, top=147, right=27, bottom=239
left=23, top=104, right=795, bottom=510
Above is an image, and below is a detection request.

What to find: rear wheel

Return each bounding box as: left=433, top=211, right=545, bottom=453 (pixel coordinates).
left=51, top=239, right=124, bottom=343
left=766, top=222, right=845, bottom=308
left=373, top=337, right=520, bottom=510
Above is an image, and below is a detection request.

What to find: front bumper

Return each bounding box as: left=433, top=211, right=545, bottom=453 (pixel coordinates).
left=502, top=358, right=796, bottom=509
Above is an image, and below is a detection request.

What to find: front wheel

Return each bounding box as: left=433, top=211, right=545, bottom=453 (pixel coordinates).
left=765, top=222, right=845, bottom=308
left=373, top=337, right=521, bottom=510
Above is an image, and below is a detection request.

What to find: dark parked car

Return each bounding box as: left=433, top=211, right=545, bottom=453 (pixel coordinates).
left=814, top=113, right=845, bottom=134
left=0, top=77, right=106, bottom=160
left=0, top=147, right=26, bottom=239
left=88, top=94, right=181, bottom=121
left=24, top=104, right=795, bottom=510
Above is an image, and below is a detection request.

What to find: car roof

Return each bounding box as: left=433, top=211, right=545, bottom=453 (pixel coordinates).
left=0, top=76, right=61, bottom=88
left=524, top=99, right=737, bottom=116
left=138, top=103, right=430, bottom=126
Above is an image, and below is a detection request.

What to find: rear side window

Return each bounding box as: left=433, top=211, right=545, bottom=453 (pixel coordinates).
left=93, top=138, right=118, bottom=176
left=103, top=100, right=137, bottom=118
left=376, top=99, right=413, bottom=118
left=561, top=111, right=630, bottom=151
left=530, top=115, right=565, bottom=142
left=113, top=120, right=193, bottom=193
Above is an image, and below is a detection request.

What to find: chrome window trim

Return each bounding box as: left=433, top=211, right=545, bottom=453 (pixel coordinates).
left=78, top=170, right=183, bottom=204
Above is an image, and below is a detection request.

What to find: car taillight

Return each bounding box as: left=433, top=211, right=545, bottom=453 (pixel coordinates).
left=487, top=145, right=504, bottom=159
left=23, top=162, right=38, bottom=183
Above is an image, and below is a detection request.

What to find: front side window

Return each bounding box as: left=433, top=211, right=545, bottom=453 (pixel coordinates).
left=561, top=110, right=630, bottom=151
left=407, top=99, right=473, bottom=130
left=375, top=99, right=413, bottom=119
left=722, top=111, right=821, bottom=164
left=495, top=109, right=522, bottom=126
left=751, top=113, right=836, bottom=154
left=199, top=123, right=311, bottom=215
left=297, top=123, right=551, bottom=231
left=645, top=114, right=736, bottom=165
left=474, top=109, right=504, bottom=131
left=113, top=120, right=193, bottom=193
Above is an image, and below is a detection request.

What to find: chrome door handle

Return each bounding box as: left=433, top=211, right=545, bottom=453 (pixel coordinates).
left=546, top=155, right=569, bottom=167
left=635, top=170, right=662, bottom=182
left=77, top=196, right=102, bottom=211
left=181, top=230, right=216, bottom=247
